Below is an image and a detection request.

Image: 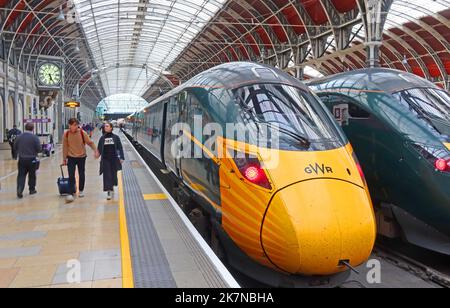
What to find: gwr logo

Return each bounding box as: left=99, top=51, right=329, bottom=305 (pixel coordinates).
left=305, top=163, right=334, bottom=175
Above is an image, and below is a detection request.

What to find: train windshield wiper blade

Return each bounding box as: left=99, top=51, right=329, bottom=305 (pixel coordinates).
left=234, top=95, right=311, bottom=147
left=255, top=120, right=311, bottom=148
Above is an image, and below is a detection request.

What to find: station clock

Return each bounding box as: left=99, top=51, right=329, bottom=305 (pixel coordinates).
left=37, top=62, right=63, bottom=88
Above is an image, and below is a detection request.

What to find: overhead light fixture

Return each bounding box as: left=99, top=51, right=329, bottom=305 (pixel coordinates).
left=75, top=41, right=80, bottom=52
left=57, top=6, right=65, bottom=21
left=402, top=55, right=408, bottom=65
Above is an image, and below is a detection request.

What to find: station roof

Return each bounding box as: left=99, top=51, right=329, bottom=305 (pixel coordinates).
left=0, top=0, right=449, bottom=109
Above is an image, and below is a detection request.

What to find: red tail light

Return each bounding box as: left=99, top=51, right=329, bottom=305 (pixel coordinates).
left=410, top=143, right=450, bottom=173
left=435, top=159, right=450, bottom=172
left=234, top=157, right=272, bottom=190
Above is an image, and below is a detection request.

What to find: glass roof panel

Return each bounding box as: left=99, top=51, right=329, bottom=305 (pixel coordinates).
left=386, top=0, right=450, bottom=29
left=74, top=0, right=227, bottom=96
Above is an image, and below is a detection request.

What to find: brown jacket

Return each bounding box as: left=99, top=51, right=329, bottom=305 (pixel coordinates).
left=63, top=129, right=96, bottom=159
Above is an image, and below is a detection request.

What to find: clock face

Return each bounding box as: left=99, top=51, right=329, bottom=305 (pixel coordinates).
left=38, top=63, right=62, bottom=87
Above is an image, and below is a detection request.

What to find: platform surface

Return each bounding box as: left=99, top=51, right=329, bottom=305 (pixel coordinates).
left=0, top=137, right=122, bottom=288
left=0, top=132, right=237, bottom=288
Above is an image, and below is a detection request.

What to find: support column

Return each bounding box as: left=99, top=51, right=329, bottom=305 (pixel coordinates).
left=358, top=0, right=394, bottom=67
left=57, top=91, right=64, bottom=144
left=296, top=67, right=304, bottom=80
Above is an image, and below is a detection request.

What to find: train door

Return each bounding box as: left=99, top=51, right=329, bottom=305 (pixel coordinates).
left=164, top=96, right=182, bottom=175
left=180, top=90, right=221, bottom=209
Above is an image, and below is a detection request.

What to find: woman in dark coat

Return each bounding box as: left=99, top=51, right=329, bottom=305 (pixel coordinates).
left=95, top=122, right=125, bottom=200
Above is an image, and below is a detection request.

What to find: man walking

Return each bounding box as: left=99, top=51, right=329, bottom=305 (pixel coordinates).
left=14, top=123, right=41, bottom=199
left=7, top=125, right=22, bottom=160
left=63, top=118, right=97, bottom=203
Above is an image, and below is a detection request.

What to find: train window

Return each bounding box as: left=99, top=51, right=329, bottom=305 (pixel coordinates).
left=178, top=91, right=188, bottom=114
left=186, top=92, right=213, bottom=127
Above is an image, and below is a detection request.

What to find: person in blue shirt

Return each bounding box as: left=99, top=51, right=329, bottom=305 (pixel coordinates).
left=14, top=123, right=41, bottom=199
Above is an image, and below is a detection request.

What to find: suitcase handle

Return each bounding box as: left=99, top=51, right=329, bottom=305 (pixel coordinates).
left=60, top=164, right=66, bottom=178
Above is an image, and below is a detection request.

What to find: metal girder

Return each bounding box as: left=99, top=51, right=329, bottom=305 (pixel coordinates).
left=358, top=0, right=394, bottom=67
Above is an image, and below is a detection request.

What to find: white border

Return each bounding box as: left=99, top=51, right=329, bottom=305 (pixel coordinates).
left=123, top=134, right=241, bottom=288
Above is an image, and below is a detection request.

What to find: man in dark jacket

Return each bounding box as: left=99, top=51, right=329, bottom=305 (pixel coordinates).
left=7, top=125, right=22, bottom=160
left=14, top=123, right=41, bottom=199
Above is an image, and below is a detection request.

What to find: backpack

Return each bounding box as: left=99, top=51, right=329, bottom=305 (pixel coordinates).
left=65, top=129, right=86, bottom=145
left=8, top=130, right=19, bottom=143
left=9, top=134, right=17, bottom=143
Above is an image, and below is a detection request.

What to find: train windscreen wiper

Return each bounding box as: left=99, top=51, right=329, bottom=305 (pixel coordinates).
left=234, top=95, right=311, bottom=148
left=254, top=119, right=311, bottom=148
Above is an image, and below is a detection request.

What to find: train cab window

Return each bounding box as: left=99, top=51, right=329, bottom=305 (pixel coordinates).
left=232, top=84, right=345, bottom=150
left=348, top=103, right=371, bottom=119
left=393, top=88, right=450, bottom=137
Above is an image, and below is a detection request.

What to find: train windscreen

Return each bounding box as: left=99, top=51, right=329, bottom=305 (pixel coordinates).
left=232, top=84, right=346, bottom=151
left=393, top=88, right=450, bottom=138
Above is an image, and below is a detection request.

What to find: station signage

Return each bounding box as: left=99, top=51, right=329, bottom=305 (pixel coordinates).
left=65, top=101, right=81, bottom=108
left=24, top=118, right=52, bottom=124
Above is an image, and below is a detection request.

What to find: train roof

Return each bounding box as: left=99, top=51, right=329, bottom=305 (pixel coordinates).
left=130, top=62, right=310, bottom=116
left=308, top=68, right=439, bottom=94
left=186, top=62, right=308, bottom=91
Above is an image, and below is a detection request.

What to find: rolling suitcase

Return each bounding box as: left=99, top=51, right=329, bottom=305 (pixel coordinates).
left=57, top=165, right=71, bottom=196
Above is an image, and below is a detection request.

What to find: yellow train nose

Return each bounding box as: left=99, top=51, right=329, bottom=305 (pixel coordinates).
left=261, top=179, right=376, bottom=276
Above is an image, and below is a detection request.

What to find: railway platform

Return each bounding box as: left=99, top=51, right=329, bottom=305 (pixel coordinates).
left=0, top=133, right=238, bottom=288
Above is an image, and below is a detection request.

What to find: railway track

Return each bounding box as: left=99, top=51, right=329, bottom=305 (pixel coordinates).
left=374, top=239, right=450, bottom=288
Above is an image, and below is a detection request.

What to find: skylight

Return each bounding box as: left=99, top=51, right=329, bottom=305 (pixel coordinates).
left=74, top=0, right=227, bottom=96
left=97, top=93, right=149, bottom=114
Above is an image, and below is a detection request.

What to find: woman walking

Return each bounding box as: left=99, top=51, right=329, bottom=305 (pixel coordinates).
left=95, top=122, right=125, bottom=200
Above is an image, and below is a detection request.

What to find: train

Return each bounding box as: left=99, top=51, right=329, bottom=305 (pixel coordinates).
left=309, top=68, right=450, bottom=255
left=124, top=62, right=376, bottom=287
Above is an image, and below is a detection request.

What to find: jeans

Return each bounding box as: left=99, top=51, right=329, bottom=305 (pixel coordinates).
left=67, top=156, right=87, bottom=195
left=17, top=158, right=37, bottom=194
left=103, top=159, right=118, bottom=192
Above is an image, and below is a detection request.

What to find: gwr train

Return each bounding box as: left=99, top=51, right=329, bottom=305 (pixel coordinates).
left=125, top=62, right=376, bottom=287
left=310, top=68, right=450, bottom=255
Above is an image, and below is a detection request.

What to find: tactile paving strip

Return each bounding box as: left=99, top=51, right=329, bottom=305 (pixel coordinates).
left=156, top=199, right=229, bottom=288
left=122, top=159, right=177, bottom=288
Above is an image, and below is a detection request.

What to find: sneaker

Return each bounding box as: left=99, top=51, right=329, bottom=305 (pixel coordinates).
left=29, top=190, right=37, bottom=195
left=79, top=191, right=85, bottom=198
left=17, top=193, right=23, bottom=199
left=66, top=195, right=75, bottom=203
left=107, top=191, right=112, bottom=200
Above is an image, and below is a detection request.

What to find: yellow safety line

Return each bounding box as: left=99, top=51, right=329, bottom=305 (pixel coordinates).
left=118, top=171, right=134, bottom=288
left=143, top=193, right=168, bottom=201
